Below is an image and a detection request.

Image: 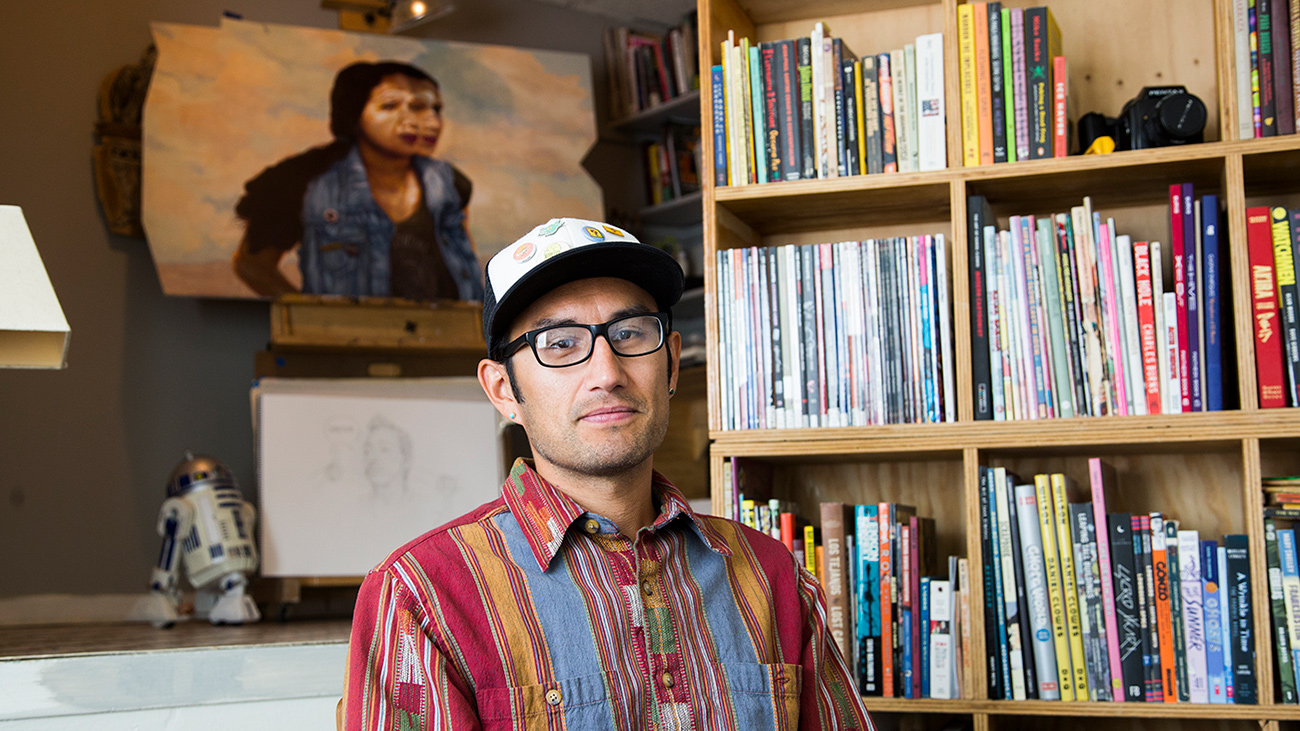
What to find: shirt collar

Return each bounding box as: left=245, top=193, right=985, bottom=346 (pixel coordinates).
left=501, top=458, right=733, bottom=571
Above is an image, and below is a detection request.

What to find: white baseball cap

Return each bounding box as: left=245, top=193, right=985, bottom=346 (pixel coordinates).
left=481, top=217, right=684, bottom=351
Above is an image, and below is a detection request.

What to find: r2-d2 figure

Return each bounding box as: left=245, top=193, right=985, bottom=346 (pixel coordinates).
left=149, top=451, right=260, bottom=626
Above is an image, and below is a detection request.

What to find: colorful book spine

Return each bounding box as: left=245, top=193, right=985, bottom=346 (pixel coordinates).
left=710, top=65, right=728, bottom=186
left=1010, top=8, right=1030, bottom=161
left=958, top=3, right=979, bottom=168
left=974, top=2, right=994, bottom=166
left=1248, top=206, right=1287, bottom=407
left=1138, top=515, right=1165, bottom=701
left=1272, top=206, right=1300, bottom=405
left=988, top=2, right=1008, bottom=163
left=1178, top=530, right=1208, bottom=703
left=1017, top=482, right=1061, bottom=699
left=1089, top=459, right=1124, bottom=700
left=1225, top=534, right=1256, bottom=703
left=1202, top=539, right=1228, bottom=704
left=1052, top=56, right=1068, bottom=157
left=994, top=467, right=1027, bottom=699
left=878, top=53, right=897, bottom=174
left=1171, top=186, right=1191, bottom=412
left=1203, top=197, right=1223, bottom=411
left=982, top=468, right=1006, bottom=699
left=1071, top=502, right=1110, bottom=700
left=1053, top=473, right=1089, bottom=697
left=1037, top=474, right=1075, bottom=700
left=1266, top=520, right=1298, bottom=704
left=1110, top=513, right=1145, bottom=701
left=1183, top=185, right=1203, bottom=412
left=1280, top=527, right=1300, bottom=704
left=1166, top=520, right=1189, bottom=701
left=880, top=502, right=896, bottom=696
left=857, top=504, right=881, bottom=695
left=1001, top=7, right=1016, bottom=163
left=1151, top=515, right=1177, bottom=702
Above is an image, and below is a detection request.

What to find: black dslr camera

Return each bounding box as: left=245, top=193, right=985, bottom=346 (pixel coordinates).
left=1077, top=85, right=1208, bottom=152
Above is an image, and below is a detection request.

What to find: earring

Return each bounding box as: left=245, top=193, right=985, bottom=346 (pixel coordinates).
left=668, top=388, right=675, bottom=396
left=509, top=413, right=516, bottom=420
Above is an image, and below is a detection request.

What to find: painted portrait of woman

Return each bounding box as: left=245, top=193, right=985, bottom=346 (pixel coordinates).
left=232, top=61, right=483, bottom=301
left=142, top=21, right=602, bottom=300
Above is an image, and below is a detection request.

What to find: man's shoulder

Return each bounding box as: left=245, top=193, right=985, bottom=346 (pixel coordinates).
left=367, top=496, right=509, bottom=577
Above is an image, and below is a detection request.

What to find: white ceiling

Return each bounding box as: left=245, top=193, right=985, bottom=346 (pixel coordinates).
left=526, top=0, right=695, bottom=27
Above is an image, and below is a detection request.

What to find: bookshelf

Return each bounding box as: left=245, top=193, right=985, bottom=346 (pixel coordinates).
left=697, top=0, right=1300, bottom=730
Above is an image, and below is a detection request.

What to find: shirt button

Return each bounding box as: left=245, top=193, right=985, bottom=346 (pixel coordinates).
left=641, top=580, right=655, bottom=597
left=546, top=689, right=562, bottom=706
left=584, top=519, right=600, bottom=534
left=661, top=672, right=674, bottom=689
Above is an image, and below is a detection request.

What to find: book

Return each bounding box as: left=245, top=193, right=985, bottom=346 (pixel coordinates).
left=1089, top=458, right=1125, bottom=700
left=822, top=502, right=853, bottom=664
left=862, top=57, right=882, bottom=175
left=972, top=196, right=998, bottom=418
left=915, top=33, right=947, bottom=172
left=1279, top=527, right=1300, bottom=704
left=1171, top=186, right=1191, bottom=412
left=982, top=468, right=1007, bottom=699
left=1010, top=7, right=1030, bottom=160
left=988, top=2, right=1008, bottom=163
left=1265, top=519, right=1298, bottom=704
left=1134, top=241, right=1163, bottom=413
left=1151, top=514, right=1178, bottom=701
left=856, top=504, right=881, bottom=695
left=1004, top=472, right=1039, bottom=698
left=1203, top=197, right=1224, bottom=411
left=1052, top=56, right=1069, bottom=157
left=1035, top=473, right=1075, bottom=699
left=1016, top=482, right=1062, bottom=699
left=1225, top=534, right=1257, bottom=703
left=1137, top=514, right=1165, bottom=701
left=879, top=53, right=898, bottom=173
left=775, top=40, right=802, bottom=182
left=797, top=37, right=816, bottom=179
left=1178, top=529, right=1209, bottom=703
left=930, top=579, right=955, bottom=699
left=1109, top=512, right=1146, bottom=701
left=958, top=3, right=979, bottom=167
left=1052, top=473, right=1090, bottom=698
left=1025, top=7, right=1061, bottom=159
left=996, top=467, right=1028, bottom=700
left=1272, top=206, right=1300, bottom=405
left=1248, top=206, right=1287, bottom=407
left=1184, top=185, right=1203, bottom=412
left=710, top=65, right=728, bottom=186
left=1235, top=0, right=1255, bottom=138
left=1202, top=539, right=1228, bottom=704
left=1002, top=8, right=1017, bottom=163
left=974, top=2, right=994, bottom=165
left=1165, top=519, right=1189, bottom=702
left=1260, top=0, right=1279, bottom=135
left=1071, top=501, right=1110, bottom=700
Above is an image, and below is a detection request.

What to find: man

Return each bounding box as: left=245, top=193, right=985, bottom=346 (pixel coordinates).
left=342, top=218, right=874, bottom=730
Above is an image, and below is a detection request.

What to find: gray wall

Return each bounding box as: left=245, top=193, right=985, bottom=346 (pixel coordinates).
left=0, top=0, right=617, bottom=598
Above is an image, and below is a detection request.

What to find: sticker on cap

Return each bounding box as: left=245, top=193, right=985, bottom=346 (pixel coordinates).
left=543, top=241, right=570, bottom=259
left=602, top=225, right=626, bottom=237
left=582, top=226, right=605, bottom=242
left=512, top=242, right=536, bottom=262
left=537, top=219, right=564, bottom=237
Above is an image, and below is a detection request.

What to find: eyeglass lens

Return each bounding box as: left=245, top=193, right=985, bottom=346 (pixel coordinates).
left=533, top=315, right=664, bottom=366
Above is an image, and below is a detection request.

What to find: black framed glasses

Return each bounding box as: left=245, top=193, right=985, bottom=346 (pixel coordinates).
left=502, top=312, right=670, bottom=368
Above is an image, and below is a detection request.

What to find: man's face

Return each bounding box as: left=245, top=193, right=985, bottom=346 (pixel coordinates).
left=488, top=277, right=680, bottom=480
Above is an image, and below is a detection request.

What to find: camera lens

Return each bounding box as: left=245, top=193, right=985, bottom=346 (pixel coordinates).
left=1156, top=92, right=1207, bottom=141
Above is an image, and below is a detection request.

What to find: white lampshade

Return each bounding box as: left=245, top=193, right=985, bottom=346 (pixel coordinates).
left=0, top=206, right=69, bottom=369
left=390, top=0, right=455, bottom=33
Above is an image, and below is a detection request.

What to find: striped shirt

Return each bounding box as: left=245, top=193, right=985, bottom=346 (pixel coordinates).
left=343, top=459, right=874, bottom=730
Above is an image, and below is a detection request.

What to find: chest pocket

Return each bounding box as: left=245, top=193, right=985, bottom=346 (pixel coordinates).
left=476, top=671, right=614, bottom=731
left=714, top=663, right=802, bottom=730
left=301, top=217, right=371, bottom=296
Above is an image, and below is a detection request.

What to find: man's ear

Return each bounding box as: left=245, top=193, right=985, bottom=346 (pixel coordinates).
left=667, top=330, right=682, bottom=393
left=478, top=358, right=521, bottom=424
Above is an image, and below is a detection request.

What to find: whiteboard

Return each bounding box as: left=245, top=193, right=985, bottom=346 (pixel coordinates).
left=253, top=378, right=504, bottom=577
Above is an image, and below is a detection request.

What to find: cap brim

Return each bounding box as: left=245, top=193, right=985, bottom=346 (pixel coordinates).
left=486, top=242, right=684, bottom=343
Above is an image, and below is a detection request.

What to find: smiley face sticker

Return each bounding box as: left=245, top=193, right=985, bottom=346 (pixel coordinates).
left=512, top=241, right=536, bottom=263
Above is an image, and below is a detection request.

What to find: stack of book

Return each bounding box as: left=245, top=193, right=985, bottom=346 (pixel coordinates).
left=644, top=124, right=702, bottom=207
left=1264, top=476, right=1300, bottom=704
left=712, top=24, right=946, bottom=187
left=716, top=236, right=956, bottom=431
left=1230, top=0, right=1300, bottom=139
left=981, top=458, right=1256, bottom=703
left=721, top=457, right=970, bottom=699
left=958, top=4, right=1069, bottom=165
left=969, top=186, right=1229, bottom=421
left=1246, top=206, right=1300, bottom=408
left=603, top=14, right=699, bottom=120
